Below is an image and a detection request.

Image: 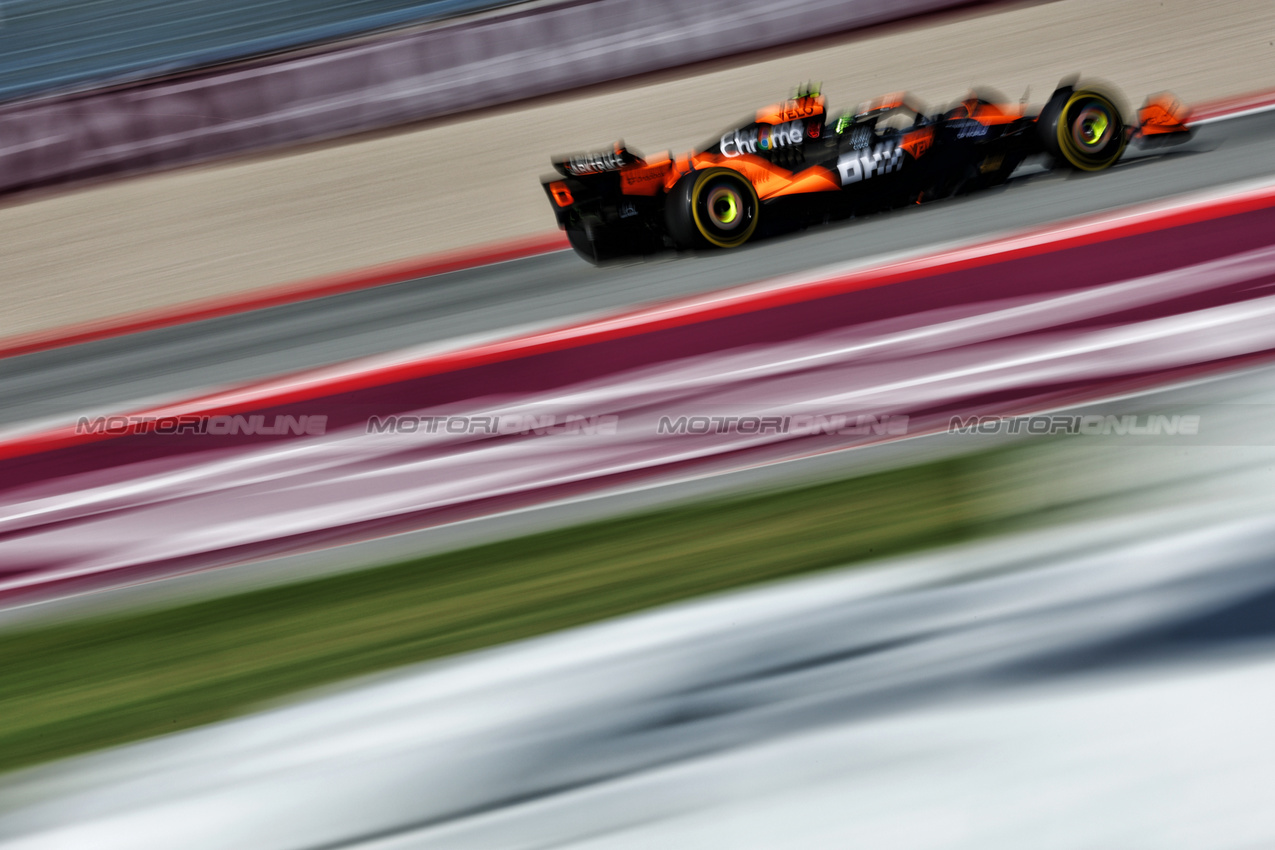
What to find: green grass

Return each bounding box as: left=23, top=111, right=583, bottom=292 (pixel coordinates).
left=0, top=451, right=1014, bottom=775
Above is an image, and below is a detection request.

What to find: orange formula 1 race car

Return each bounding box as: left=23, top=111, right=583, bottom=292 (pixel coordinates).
left=542, top=80, right=1191, bottom=263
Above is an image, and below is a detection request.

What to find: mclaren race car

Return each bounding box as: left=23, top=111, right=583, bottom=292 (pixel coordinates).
left=542, top=80, right=1191, bottom=263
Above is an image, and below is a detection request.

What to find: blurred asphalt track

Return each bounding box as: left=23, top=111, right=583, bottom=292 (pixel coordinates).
left=2, top=108, right=1274, bottom=430
left=4, top=365, right=1275, bottom=847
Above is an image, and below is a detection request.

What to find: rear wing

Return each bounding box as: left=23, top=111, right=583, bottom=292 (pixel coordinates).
left=552, top=143, right=643, bottom=177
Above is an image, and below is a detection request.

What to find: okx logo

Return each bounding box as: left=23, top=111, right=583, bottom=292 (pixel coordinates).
left=837, top=142, right=905, bottom=185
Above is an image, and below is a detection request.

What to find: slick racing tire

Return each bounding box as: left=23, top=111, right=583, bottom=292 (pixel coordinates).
left=665, top=168, right=759, bottom=249
left=1038, top=87, right=1127, bottom=172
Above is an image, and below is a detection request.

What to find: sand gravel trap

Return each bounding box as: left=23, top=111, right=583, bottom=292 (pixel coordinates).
left=1, top=0, right=1272, bottom=339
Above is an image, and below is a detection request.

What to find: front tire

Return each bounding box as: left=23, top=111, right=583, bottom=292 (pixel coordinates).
left=1038, top=87, right=1127, bottom=172
left=665, top=168, right=759, bottom=249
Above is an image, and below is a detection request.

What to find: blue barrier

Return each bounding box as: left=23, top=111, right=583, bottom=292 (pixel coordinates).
left=0, top=0, right=523, bottom=101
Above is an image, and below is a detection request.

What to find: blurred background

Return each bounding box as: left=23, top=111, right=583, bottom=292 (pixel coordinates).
left=2, top=0, right=1275, bottom=847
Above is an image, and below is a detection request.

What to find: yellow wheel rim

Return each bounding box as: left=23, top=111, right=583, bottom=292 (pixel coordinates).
left=1057, top=92, right=1125, bottom=172
left=690, top=170, right=759, bottom=248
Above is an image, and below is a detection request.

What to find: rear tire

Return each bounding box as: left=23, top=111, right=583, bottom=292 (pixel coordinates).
left=665, top=168, right=759, bottom=249
left=1038, top=87, right=1126, bottom=172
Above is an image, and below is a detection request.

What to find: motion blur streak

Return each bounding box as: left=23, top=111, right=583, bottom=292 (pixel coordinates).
left=4, top=433, right=1275, bottom=849
left=5, top=235, right=1275, bottom=595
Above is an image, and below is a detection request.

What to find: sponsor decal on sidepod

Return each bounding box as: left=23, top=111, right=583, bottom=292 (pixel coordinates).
left=722, top=120, right=805, bottom=157
left=837, top=142, right=905, bottom=184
